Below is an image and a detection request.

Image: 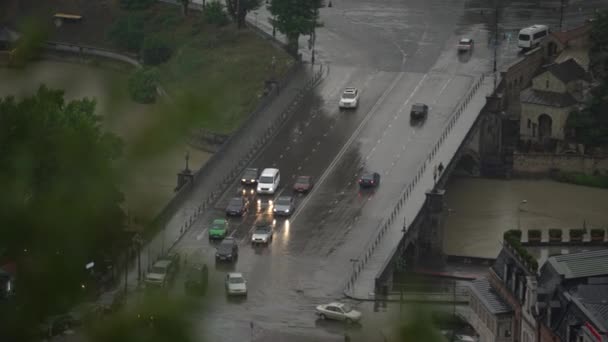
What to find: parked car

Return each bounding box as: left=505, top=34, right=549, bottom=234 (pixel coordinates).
left=457, top=38, right=474, bottom=52
left=410, top=103, right=429, bottom=120
left=358, top=172, right=380, bottom=188
left=225, top=197, right=249, bottom=216
left=241, top=168, right=259, bottom=185
left=251, top=221, right=273, bottom=245
left=209, top=218, right=229, bottom=240
left=315, top=302, right=362, bottom=323
left=273, top=196, right=295, bottom=216
left=184, top=263, right=208, bottom=296
left=293, top=175, right=314, bottom=193
left=216, top=237, right=239, bottom=262
left=225, top=272, right=247, bottom=296
left=339, top=87, right=360, bottom=109
left=145, top=257, right=177, bottom=288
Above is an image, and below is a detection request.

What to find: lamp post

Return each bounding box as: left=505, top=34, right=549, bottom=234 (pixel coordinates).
left=518, top=200, right=528, bottom=230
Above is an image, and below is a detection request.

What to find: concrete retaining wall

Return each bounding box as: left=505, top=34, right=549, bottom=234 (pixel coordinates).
left=513, top=152, right=608, bottom=175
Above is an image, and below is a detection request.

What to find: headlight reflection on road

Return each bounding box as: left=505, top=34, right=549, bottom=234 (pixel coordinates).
left=283, top=219, right=290, bottom=238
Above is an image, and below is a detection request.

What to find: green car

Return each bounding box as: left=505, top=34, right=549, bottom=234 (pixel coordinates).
left=209, top=218, right=229, bottom=240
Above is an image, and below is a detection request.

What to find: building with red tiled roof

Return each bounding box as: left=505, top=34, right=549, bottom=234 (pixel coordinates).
left=545, top=22, right=592, bottom=70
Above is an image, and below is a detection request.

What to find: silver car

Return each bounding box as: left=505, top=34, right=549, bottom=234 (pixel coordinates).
left=315, top=302, right=362, bottom=323
left=273, top=196, right=295, bottom=216
left=225, top=272, right=247, bottom=296
left=251, top=224, right=273, bottom=245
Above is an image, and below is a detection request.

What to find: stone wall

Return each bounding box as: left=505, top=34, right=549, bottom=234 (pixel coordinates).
left=513, top=152, right=608, bottom=175
left=501, top=48, right=546, bottom=119
left=520, top=102, right=572, bottom=141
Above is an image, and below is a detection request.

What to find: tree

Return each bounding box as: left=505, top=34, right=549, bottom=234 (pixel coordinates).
left=268, top=0, right=322, bottom=56
left=120, top=0, right=156, bottom=10
left=108, top=14, right=146, bottom=52
left=590, top=9, right=608, bottom=79
left=225, top=0, right=261, bottom=29
left=141, top=36, right=173, bottom=65
left=180, top=0, right=190, bottom=17
left=567, top=82, right=608, bottom=149
left=204, top=1, right=229, bottom=27
left=128, top=67, right=160, bottom=103
left=0, top=86, right=125, bottom=341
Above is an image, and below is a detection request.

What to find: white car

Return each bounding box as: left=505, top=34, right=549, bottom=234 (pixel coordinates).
left=457, top=38, right=474, bottom=52
left=315, top=302, right=362, bottom=323
left=339, top=87, right=359, bottom=109
left=225, top=272, right=247, bottom=296
left=251, top=223, right=273, bottom=245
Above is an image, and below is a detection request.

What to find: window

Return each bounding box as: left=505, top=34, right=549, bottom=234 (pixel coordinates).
left=546, top=79, right=550, bottom=88
left=527, top=119, right=531, bottom=128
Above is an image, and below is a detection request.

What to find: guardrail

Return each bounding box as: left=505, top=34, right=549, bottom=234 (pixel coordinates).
left=344, top=73, right=487, bottom=295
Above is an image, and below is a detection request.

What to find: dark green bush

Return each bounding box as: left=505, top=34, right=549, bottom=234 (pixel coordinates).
left=107, top=14, right=145, bottom=52
left=591, top=228, right=606, bottom=237
left=204, top=1, right=229, bottom=27
left=128, top=67, right=159, bottom=103
left=569, top=228, right=585, bottom=238
left=504, top=229, right=522, bottom=241
left=141, top=36, right=173, bottom=65
left=528, top=229, right=541, bottom=239
left=120, top=0, right=156, bottom=10
left=504, top=230, right=539, bottom=272
left=549, top=229, right=562, bottom=238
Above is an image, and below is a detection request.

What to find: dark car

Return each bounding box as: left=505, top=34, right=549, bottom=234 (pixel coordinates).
left=410, top=103, right=428, bottom=120
left=359, top=172, right=380, bottom=188
left=293, top=175, right=314, bottom=193
left=184, top=263, right=209, bottom=296
left=241, top=168, right=259, bottom=185
left=225, top=197, right=248, bottom=216
left=273, top=196, right=295, bottom=216
left=216, top=237, right=239, bottom=262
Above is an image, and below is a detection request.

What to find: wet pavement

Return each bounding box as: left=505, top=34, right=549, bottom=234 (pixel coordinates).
left=54, top=1, right=608, bottom=342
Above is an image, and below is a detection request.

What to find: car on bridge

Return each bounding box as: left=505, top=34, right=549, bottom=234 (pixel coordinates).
left=216, top=237, right=239, bottom=262
left=209, top=218, right=229, bottom=240
left=358, top=172, right=380, bottom=188
left=293, top=175, right=314, bottom=193
left=273, top=196, right=295, bottom=216
left=315, top=302, right=362, bottom=324
left=225, top=272, right=247, bottom=296
left=240, top=167, right=259, bottom=185
left=225, top=197, right=249, bottom=216
left=457, top=38, right=474, bottom=52
left=410, top=103, right=429, bottom=121
left=251, top=221, right=274, bottom=245
left=339, top=87, right=359, bottom=109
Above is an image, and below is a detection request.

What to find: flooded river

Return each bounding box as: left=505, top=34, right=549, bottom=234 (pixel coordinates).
left=443, top=178, right=608, bottom=259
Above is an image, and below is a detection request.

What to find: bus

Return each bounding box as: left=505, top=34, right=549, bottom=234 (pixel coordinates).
left=518, top=25, right=549, bottom=50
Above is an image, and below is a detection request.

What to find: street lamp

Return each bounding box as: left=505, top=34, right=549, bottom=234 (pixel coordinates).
left=517, top=200, right=528, bottom=230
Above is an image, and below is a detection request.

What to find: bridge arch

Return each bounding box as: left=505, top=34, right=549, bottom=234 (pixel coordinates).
left=453, top=148, right=480, bottom=176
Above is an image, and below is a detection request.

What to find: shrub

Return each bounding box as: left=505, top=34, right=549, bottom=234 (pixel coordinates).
left=549, top=229, right=562, bottom=238
left=120, top=0, right=156, bottom=10
left=204, top=1, right=229, bottom=27
left=141, top=36, right=173, bottom=65
left=128, top=67, right=159, bottom=103
left=504, top=229, right=522, bottom=242
left=591, top=229, right=605, bottom=237
left=503, top=230, right=538, bottom=272
left=528, top=229, right=541, bottom=239
left=569, top=228, right=585, bottom=238
left=107, top=14, right=145, bottom=52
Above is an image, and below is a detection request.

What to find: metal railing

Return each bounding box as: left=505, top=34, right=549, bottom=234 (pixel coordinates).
left=344, top=73, right=487, bottom=295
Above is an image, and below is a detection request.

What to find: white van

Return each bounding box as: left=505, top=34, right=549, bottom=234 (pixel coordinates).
left=256, top=168, right=280, bottom=194
left=518, top=25, right=549, bottom=49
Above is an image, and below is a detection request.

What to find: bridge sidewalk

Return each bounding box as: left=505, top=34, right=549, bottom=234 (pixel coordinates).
left=346, top=76, right=496, bottom=300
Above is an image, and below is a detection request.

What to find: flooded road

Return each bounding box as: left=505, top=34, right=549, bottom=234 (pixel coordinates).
left=443, top=177, right=608, bottom=259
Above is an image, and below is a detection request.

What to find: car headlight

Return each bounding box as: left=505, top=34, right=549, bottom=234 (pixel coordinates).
left=273, top=208, right=277, bottom=212
left=285, top=209, right=289, bottom=213
left=241, top=178, right=246, bottom=182
left=227, top=254, right=232, bottom=257
left=250, top=179, right=255, bottom=182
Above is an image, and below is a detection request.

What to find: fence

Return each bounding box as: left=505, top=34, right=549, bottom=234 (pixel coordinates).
left=44, top=41, right=141, bottom=67
left=344, top=73, right=488, bottom=295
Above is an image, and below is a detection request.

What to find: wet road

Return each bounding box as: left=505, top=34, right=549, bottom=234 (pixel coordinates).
left=170, top=0, right=606, bottom=341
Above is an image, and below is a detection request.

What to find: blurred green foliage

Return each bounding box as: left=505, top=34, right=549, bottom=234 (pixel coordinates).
left=128, top=67, right=160, bottom=103
left=204, top=1, right=229, bottom=27
left=269, top=0, right=322, bottom=55
left=0, top=86, right=126, bottom=340
left=120, top=0, right=156, bottom=11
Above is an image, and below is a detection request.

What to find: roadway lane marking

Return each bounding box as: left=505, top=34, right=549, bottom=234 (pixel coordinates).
left=290, top=72, right=406, bottom=222
left=432, top=77, right=453, bottom=105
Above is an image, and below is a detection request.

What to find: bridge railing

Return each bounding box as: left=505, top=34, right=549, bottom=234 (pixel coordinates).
left=344, top=73, right=488, bottom=295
